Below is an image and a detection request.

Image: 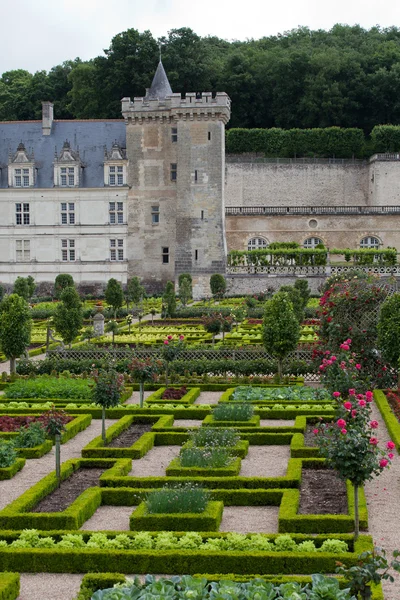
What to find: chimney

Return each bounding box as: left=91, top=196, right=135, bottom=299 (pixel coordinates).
left=42, top=101, right=54, bottom=136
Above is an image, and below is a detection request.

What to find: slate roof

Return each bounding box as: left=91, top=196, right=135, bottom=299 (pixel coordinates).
left=0, top=120, right=126, bottom=188
left=147, top=60, right=173, bottom=100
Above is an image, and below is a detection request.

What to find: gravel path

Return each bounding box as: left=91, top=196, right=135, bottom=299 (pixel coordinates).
left=18, top=574, right=83, bottom=600
left=129, top=445, right=181, bottom=477
left=125, top=390, right=153, bottom=405
left=364, top=403, right=400, bottom=600
left=260, top=419, right=296, bottom=427
left=239, top=446, right=290, bottom=477
left=194, top=392, right=221, bottom=405
left=172, top=419, right=203, bottom=428
left=81, top=505, right=134, bottom=531
left=0, top=419, right=117, bottom=510
left=220, top=506, right=279, bottom=533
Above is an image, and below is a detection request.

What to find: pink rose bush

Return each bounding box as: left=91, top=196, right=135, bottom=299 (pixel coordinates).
left=318, top=339, right=368, bottom=397
left=315, top=388, right=394, bottom=539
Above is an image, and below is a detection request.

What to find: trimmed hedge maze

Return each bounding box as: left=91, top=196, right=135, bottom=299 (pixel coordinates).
left=0, top=384, right=384, bottom=599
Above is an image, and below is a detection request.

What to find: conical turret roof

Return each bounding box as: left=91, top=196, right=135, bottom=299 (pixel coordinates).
left=147, top=60, right=173, bottom=100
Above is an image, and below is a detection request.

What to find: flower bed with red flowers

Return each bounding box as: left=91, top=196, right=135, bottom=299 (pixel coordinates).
left=246, top=318, right=262, bottom=325
left=385, top=390, right=400, bottom=422
left=162, top=386, right=188, bottom=400
left=0, top=412, right=72, bottom=433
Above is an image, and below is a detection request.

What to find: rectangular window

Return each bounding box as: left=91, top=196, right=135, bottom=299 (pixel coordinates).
left=110, top=239, right=124, bottom=261
left=14, top=168, right=21, bottom=187
left=23, top=168, right=30, bottom=187
left=16, top=240, right=30, bottom=262
left=162, top=247, right=169, bottom=264
left=171, top=127, right=178, bottom=142
left=170, top=163, right=177, bottom=181
left=109, top=201, right=123, bottom=224
left=61, top=167, right=67, bottom=187
left=151, top=206, right=160, bottom=225
left=61, top=202, right=75, bottom=225
left=201, top=210, right=204, bottom=220
left=195, top=249, right=198, bottom=261
left=195, top=170, right=198, bottom=182
left=61, top=239, right=75, bottom=261
left=208, top=132, right=211, bottom=141
left=109, top=165, right=124, bottom=186
left=15, top=203, right=30, bottom=225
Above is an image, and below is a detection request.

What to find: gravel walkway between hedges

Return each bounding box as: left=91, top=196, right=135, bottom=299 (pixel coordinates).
left=220, top=506, right=279, bottom=533
left=239, top=446, right=290, bottom=477
left=125, top=390, right=154, bottom=404
left=0, top=418, right=117, bottom=510
left=364, top=403, right=400, bottom=600
left=260, top=419, right=296, bottom=427
left=129, top=445, right=181, bottom=477
left=18, top=573, right=83, bottom=600
left=81, top=505, right=134, bottom=531
left=194, top=392, right=222, bottom=405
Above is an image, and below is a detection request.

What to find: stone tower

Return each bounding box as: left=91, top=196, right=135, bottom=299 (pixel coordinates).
left=121, top=61, right=231, bottom=296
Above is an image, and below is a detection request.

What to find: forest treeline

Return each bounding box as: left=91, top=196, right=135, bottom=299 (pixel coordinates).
left=2, top=25, right=400, bottom=131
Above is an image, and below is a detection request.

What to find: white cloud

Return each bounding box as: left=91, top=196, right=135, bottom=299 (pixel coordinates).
left=1, top=0, right=400, bottom=74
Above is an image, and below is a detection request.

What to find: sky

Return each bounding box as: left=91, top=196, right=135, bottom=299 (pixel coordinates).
left=1, top=0, right=400, bottom=75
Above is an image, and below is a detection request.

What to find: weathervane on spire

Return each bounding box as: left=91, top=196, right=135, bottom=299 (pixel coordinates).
left=159, top=43, right=162, bottom=62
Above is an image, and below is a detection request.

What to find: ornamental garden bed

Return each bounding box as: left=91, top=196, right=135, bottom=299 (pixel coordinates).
left=145, top=387, right=201, bottom=405
left=129, top=500, right=224, bottom=531
left=181, top=439, right=249, bottom=458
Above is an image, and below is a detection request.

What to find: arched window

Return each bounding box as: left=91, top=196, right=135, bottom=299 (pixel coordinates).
left=360, top=236, right=381, bottom=249
left=247, top=237, right=268, bottom=251
left=303, top=237, right=323, bottom=249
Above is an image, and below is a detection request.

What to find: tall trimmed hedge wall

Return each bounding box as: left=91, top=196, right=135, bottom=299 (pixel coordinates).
left=226, top=125, right=400, bottom=158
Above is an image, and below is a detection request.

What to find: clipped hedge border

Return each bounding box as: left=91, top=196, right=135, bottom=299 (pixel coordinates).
left=0, top=573, right=20, bottom=600
left=0, top=459, right=26, bottom=481
left=0, top=534, right=374, bottom=574
left=0, top=458, right=132, bottom=530
left=374, top=390, right=400, bottom=453
left=202, top=415, right=261, bottom=428
left=278, top=460, right=368, bottom=534
left=128, top=381, right=303, bottom=391
left=129, top=500, right=224, bottom=532
left=166, top=457, right=242, bottom=478
left=219, top=388, right=328, bottom=406
left=60, top=413, right=92, bottom=444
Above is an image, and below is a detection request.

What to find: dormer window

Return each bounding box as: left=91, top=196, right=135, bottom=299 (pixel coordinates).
left=109, top=165, right=124, bottom=186
left=8, top=143, right=35, bottom=188
left=104, top=142, right=127, bottom=187
left=60, top=167, right=76, bottom=187
left=53, top=141, right=81, bottom=188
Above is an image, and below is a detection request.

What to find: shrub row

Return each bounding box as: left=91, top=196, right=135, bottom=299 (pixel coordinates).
left=374, top=390, right=400, bottom=453
left=0, top=459, right=26, bottom=481
left=226, top=127, right=366, bottom=158
left=165, top=457, right=242, bottom=478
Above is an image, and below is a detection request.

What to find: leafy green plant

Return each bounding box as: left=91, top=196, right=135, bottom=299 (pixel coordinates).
left=105, top=279, right=124, bottom=318
left=179, top=446, right=234, bottom=468
left=336, top=547, right=400, bottom=600
left=189, top=427, right=239, bottom=447
left=5, top=376, right=93, bottom=399
left=145, top=483, right=209, bottom=514
left=14, top=422, right=46, bottom=448
left=54, top=274, right=74, bottom=299
left=212, top=403, right=254, bottom=421
left=0, top=441, right=18, bottom=467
